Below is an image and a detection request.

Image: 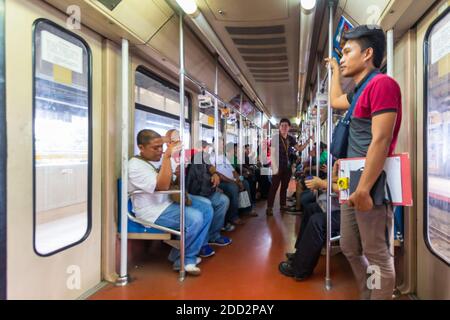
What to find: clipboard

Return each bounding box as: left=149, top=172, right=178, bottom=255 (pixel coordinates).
left=338, top=153, right=413, bottom=206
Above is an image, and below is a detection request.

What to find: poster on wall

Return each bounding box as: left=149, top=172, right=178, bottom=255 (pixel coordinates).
left=333, top=16, right=354, bottom=63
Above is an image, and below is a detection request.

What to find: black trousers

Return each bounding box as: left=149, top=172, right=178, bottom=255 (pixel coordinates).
left=292, top=202, right=341, bottom=277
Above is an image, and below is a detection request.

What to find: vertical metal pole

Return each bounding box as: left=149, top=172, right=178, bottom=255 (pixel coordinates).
left=309, top=107, right=313, bottom=176
left=178, top=11, right=186, bottom=281
left=239, top=92, right=244, bottom=174
left=316, top=62, right=321, bottom=182
left=387, top=29, right=394, bottom=78
left=214, top=59, right=220, bottom=165
left=117, top=38, right=129, bottom=286
left=325, top=1, right=334, bottom=291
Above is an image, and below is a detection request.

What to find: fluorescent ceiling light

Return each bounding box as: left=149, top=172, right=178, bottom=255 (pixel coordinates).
left=176, top=0, right=198, bottom=15
left=300, top=0, right=316, bottom=11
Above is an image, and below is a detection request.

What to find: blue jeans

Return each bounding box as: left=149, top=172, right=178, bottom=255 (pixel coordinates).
left=190, top=193, right=229, bottom=243
left=154, top=197, right=213, bottom=267
left=218, top=182, right=239, bottom=223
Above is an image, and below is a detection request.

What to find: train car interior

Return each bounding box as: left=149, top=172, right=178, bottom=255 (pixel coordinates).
left=0, top=0, right=449, bottom=301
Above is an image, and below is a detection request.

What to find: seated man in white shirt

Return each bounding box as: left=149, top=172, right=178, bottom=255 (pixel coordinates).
left=211, top=139, right=247, bottom=230
left=128, top=129, right=213, bottom=276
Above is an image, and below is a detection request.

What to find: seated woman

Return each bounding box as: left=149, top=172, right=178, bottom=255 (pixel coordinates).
left=279, top=163, right=340, bottom=281
left=128, top=129, right=213, bottom=276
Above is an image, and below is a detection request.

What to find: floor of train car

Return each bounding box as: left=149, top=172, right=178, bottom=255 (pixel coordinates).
left=90, top=195, right=359, bottom=300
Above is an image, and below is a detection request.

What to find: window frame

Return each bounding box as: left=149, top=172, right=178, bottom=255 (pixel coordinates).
left=134, top=66, right=193, bottom=148
left=423, top=7, right=450, bottom=266
left=0, top=0, right=5, bottom=299
left=32, top=19, right=93, bottom=257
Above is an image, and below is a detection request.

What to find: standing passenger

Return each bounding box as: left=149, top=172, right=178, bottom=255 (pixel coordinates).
left=326, top=25, right=402, bottom=300
left=266, top=119, right=310, bottom=216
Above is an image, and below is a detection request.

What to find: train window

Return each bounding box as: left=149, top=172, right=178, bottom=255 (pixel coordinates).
left=201, top=125, right=214, bottom=144
left=134, top=68, right=191, bottom=155
left=424, top=9, right=450, bottom=265
left=33, top=20, right=92, bottom=256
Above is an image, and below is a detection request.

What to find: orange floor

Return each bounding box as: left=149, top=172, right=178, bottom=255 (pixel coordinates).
left=90, top=199, right=359, bottom=300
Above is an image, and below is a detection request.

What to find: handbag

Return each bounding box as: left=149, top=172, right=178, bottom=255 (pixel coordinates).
left=330, top=70, right=380, bottom=159
left=238, top=190, right=251, bottom=209
left=134, top=156, right=192, bottom=206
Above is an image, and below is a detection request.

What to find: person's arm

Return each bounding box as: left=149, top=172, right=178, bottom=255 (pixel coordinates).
left=348, top=112, right=397, bottom=211
left=325, top=57, right=350, bottom=110
left=156, top=142, right=178, bottom=191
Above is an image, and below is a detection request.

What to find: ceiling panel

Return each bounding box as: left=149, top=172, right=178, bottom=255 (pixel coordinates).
left=340, top=0, right=392, bottom=25
left=89, top=0, right=172, bottom=42
left=197, top=0, right=301, bottom=118
left=205, top=0, right=289, bottom=22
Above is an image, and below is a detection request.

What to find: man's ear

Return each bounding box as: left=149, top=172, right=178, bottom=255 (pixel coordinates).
left=364, top=47, right=375, bottom=65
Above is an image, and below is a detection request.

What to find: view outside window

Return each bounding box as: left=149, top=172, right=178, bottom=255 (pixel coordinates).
left=134, top=69, right=191, bottom=155
left=425, top=12, right=450, bottom=264
left=33, top=21, right=91, bottom=255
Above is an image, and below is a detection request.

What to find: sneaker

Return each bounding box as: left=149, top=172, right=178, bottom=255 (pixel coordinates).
left=199, top=245, right=215, bottom=258
left=196, top=257, right=202, bottom=264
left=221, top=223, right=235, bottom=232
left=174, top=264, right=201, bottom=276
left=208, top=236, right=232, bottom=247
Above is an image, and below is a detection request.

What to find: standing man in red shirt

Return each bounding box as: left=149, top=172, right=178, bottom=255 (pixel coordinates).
left=326, top=25, right=402, bottom=300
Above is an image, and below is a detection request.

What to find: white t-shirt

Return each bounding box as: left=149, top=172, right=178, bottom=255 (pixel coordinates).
left=128, top=157, right=173, bottom=223
left=211, top=153, right=236, bottom=180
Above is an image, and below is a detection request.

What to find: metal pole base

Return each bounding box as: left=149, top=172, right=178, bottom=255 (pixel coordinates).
left=178, top=271, right=186, bottom=282
left=115, top=275, right=129, bottom=287
left=325, top=278, right=332, bottom=291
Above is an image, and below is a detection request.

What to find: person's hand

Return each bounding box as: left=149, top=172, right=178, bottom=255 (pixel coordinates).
left=332, top=161, right=339, bottom=180
left=211, top=173, right=220, bottom=188
left=164, top=141, right=182, bottom=159
left=325, top=57, right=339, bottom=73
left=305, top=176, right=324, bottom=190
left=348, top=189, right=373, bottom=212
left=320, top=164, right=328, bottom=173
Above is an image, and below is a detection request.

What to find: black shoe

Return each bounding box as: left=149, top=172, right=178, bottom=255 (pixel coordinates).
left=278, top=261, right=296, bottom=278
left=285, top=253, right=295, bottom=261
left=279, top=261, right=312, bottom=281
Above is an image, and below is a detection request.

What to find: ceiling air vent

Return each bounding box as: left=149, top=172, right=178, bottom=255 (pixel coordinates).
left=250, top=68, right=288, bottom=74
left=255, top=79, right=289, bottom=83
left=243, top=55, right=288, bottom=62
left=226, top=25, right=285, bottom=35
left=232, top=37, right=285, bottom=46
left=246, top=62, right=288, bottom=68
left=238, top=47, right=287, bottom=54
left=97, top=0, right=122, bottom=10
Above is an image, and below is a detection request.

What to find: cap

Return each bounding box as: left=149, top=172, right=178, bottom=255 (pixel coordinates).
left=342, top=25, right=385, bottom=41
left=201, top=140, right=211, bottom=148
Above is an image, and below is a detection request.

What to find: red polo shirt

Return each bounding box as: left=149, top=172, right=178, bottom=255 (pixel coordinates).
left=347, top=73, right=402, bottom=158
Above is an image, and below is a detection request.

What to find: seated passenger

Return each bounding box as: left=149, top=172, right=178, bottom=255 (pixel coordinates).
left=128, top=129, right=213, bottom=276
left=279, top=163, right=340, bottom=281
left=186, top=140, right=232, bottom=257
left=227, top=142, right=256, bottom=217
left=211, top=139, right=246, bottom=230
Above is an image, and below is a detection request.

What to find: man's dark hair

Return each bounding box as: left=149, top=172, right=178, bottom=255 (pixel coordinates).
left=279, top=118, right=291, bottom=126
left=343, top=25, right=386, bottom=69
left=137, top=129, right=161, bottom=146
left=354, top=36, right=385, bottom=68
